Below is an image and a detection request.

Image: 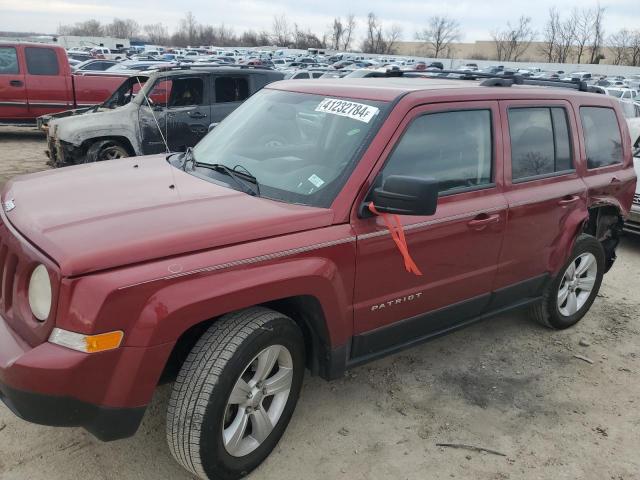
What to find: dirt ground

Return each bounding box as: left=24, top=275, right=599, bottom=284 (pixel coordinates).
left=0, top=126, right=639, bottom=480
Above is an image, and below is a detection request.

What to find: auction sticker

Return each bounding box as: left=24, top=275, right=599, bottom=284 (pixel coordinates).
left=315, top=98, right=380, bottom=123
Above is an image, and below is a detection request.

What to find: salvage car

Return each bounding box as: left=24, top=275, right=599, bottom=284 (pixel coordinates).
left=0, top=76, right=636, bottom=480
left=624, top=118, right=640, bottom=234
left=43, top=66, right=284, bottom=165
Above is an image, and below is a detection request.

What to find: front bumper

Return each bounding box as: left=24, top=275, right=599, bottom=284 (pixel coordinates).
left=0, top=381, right=145, bottom=441
left=623, top=207, right=640, bottom=235
left=0, top=313, right=173, bottom=441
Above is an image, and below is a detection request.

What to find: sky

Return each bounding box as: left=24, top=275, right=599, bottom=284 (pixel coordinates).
left=0, top=0, right=639, bottom=43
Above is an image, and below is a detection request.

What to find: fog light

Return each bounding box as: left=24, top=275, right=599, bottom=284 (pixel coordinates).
left=49, top=328, right=124, bottom=353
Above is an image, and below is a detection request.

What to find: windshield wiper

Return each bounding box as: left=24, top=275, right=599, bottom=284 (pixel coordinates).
left=192, top=161, right=260, bottom=197
left=180, top=147, right=196, bottom=171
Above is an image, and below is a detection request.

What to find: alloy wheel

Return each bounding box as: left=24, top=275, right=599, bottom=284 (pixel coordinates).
left=222, top=344, right=294, bottom=457
left=557, top=252, right=598, bottom=316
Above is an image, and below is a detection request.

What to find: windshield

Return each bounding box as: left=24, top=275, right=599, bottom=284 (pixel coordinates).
left=607, top=90, right=623, bottom=98
left=192, top=89, right=388, bottom=207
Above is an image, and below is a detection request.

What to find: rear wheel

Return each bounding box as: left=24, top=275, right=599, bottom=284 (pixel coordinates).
left=167, top=307, right=305, bottom=480
left=85, top=139, right=130, bottom=163
left=530, top=234, right=605, bottom=329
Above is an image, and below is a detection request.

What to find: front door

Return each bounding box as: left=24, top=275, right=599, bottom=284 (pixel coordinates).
left=139, top=75, right=211, bottom=154
left=351, top=102, right=508, bottom=359
left=0, top=45, right=28, bottom=120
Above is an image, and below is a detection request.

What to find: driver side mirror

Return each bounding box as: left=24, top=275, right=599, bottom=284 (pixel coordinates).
left=363, top=175, right=439, bottom=217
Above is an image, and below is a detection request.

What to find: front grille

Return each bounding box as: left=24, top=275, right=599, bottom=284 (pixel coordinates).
left=633, top=194, right=640, bottom=206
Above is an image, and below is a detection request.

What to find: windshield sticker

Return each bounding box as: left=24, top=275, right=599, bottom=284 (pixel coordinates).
left=308, top=174, right=325, bottom=188
left=315, top=98, right=380, bottom=123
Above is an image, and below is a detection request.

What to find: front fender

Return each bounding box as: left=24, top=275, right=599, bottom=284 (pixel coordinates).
left=132, top=256, right=354, bottom=347
left=56, top=226, right=356, bottom=351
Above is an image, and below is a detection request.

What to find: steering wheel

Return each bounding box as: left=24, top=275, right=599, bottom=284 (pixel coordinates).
left=256, top=134, right=288, bottom=148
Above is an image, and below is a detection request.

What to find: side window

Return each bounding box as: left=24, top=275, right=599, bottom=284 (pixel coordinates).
left=312, top=72, right=324, bottom=79
left=380, top=110, right=492, bottom=194
left=215, top=76, right=249, bottom=103
left=508, top=107, right=573, bottom=180
left=0, top=47, right=19, bottom=74
left=296, top=72, right=310, bottom=79
left=168, top=77, right=204, bottom=107
left=25, top=47, right=59, bottom=75
left=580, top=107, right=623, bottom=169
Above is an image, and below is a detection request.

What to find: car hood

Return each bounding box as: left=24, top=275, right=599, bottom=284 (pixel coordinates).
left=1, top=155, right=334, bottom=276
left=51, top=102, right=137, bottom=146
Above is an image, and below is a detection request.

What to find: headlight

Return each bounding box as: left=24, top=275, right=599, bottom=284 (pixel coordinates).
left=28, top=264, right=52, bottom=321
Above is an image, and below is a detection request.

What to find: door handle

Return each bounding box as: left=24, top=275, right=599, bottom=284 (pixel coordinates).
left=9, top=80, right=23, bottom=87
left=189, top=111, right=207, bottom=118
left=558, top=195, right=580, bottom=206
left=467, top=213, right=500, bottom=230
left=610, top=176, right=621, bottom=184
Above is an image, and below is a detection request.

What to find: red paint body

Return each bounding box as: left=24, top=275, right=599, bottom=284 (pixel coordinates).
left=0, top=79, right=636, bottom=420
left=0, top=42, right=130, bottom=124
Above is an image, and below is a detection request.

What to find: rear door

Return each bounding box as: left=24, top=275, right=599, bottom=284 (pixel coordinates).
left=24, top=45, right=72, bottom=118
left=495, top=100, right=586, bottom=294
left=0, top=45, right=28, bottom=121
left=210, top=74, right=251, bottom=123
left=351, top=102, right=508, bottom=357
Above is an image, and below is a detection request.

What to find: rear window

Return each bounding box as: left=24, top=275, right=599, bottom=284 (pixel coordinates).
left=215, top=76, right=249, bottom=103
left=580, top=107, right=623, bottom=169
left=508, top=107, right=573, bottom=180
left=25, top=47, right=59, bottom=75
left=0, top=47, right=19, bottom=74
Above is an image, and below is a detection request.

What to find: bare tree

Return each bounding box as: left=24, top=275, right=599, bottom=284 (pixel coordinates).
left=342, top=13, right=356, bottom=51
left=555, top=15, right=576, bottom=63
left=143, top=23, right=169, bottom=45
left=630, top=31, right=640, bottom=66
left=491, top=16, right=535, bottom=61
left=362, top=12, right=386, bottom=54
left=416, top=16, right=460, bottom=58
left=58, top=19, right=103, bottom=36
left=176, top=12, right=198, bottom=46
left=272, top=14, right=291, bottom=47
left=538, top=8, right=559, bottom=62
left=104, top=18, right=139, bottom=39
left=608, top=29, right=632, bottom=65
left=588, top=5, right=605, bottom=63
left=330, top=17, right=344, bottom=50
left=573, top=8, right=594, bottom=63
left=385, top=24, right=403, bottom=54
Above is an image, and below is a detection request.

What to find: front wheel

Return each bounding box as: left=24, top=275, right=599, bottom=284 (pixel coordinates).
left=85, top=139, right=130, bottom=163
left=530, top=234, right=605, bottom=329
left=167, top=307, right=305, bottom=480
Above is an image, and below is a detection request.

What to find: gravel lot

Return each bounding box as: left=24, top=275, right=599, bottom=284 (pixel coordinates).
left=1, top=126, right=639, bottom=480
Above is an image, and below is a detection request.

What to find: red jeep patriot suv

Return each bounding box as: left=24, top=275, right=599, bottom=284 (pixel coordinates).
left=0, top=75, right=636, bottom=480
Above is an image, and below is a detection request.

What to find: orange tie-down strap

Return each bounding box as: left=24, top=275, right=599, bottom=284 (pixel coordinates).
left=368, top=202, right=423, bottom=276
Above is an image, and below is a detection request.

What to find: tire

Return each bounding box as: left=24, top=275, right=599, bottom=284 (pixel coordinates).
left=530, top=234, right=605, bottom=329
left=85, top=139, right=130, bottom=163
left=167, top=307, right=305, bottom=480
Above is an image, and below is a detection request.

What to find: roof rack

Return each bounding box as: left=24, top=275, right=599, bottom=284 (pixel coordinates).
left=154, top=63, right=275, bottom=72
left=390, top=69, right=603, bottom=93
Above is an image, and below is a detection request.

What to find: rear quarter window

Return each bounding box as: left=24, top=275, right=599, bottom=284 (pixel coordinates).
left=0, top=47, right=19, bottom=74
left=25, top=47, right=59, bottom=75
left=580, top=107, right=623, bottom=169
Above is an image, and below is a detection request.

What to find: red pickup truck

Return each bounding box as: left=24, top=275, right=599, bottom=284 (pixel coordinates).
left=0, top=42, right=129, bottom=125
left=0, top=74, right=636, bottom=480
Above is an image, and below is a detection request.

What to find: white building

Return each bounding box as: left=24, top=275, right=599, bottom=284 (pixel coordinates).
left=54, top=36, right=130, bottom=50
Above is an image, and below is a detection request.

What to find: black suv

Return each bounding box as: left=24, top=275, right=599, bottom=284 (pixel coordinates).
left=43, top=67, right=284, bottom=165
